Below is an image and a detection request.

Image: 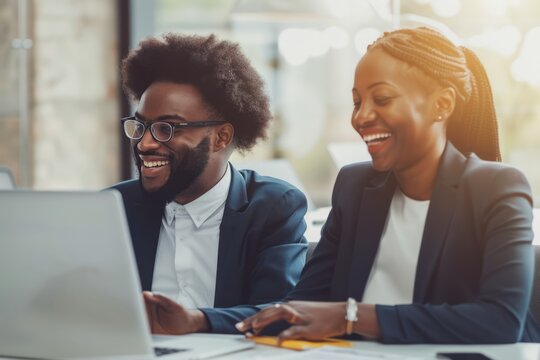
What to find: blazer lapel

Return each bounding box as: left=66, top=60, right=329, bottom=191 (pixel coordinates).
left=413, top=142, right=467, bottom=302
left=348, top=170, right=396, bottom=300
left=214, top=164, right=249, bottom=307
left=130, top=191, right=164, bottom=291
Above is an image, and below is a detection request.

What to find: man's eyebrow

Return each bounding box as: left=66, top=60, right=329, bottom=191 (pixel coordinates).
left=134, top=112, right=187, bottom=122
left=155, top=114, right=187, bottom=122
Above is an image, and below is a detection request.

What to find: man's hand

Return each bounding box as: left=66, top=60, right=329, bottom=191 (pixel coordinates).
left=143, top=291, right=209, bottom=335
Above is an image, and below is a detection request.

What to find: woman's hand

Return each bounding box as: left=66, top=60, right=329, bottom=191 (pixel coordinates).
left=236, top=301, right=349, bottom=341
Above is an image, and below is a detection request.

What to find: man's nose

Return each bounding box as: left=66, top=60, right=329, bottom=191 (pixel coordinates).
left=137, top=127, right=160, bottom=151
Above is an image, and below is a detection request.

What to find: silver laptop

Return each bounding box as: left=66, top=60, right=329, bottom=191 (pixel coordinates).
left=0, top=190, right=254, bottom=360
left=0, top=165, right=16, bottom=189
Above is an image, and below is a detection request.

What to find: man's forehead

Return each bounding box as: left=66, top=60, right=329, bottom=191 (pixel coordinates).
left=138, top=82, right=213, bottom=119
left=134, top=111, right=187, bottom=123
left=142, top=82, right=204, bottom=103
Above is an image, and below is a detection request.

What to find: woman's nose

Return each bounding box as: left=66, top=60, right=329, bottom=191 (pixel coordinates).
left=352, top=102, right=376, bottom=129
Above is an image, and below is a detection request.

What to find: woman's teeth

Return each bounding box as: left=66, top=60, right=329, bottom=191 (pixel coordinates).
left=363, top=133, right=392, bottom=144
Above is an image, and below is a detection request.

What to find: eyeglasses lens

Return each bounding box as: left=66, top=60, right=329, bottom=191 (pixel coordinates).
left=124, top=119, right=144, bottom=139
left=151, top=122, right=173, bottom=142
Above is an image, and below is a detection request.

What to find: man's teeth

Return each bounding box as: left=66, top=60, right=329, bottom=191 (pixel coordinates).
left=143, top=160, right=170, bottom=168
left=363, top=133, right=392, bottom=143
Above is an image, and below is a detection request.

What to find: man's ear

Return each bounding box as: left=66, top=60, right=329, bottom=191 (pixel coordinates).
left=213, top=123, right=234, bottom=152
left=434, top=87, right=456, bottom=122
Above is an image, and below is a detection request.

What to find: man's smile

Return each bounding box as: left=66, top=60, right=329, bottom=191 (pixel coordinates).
left=143, top=160, right=170, bottom=168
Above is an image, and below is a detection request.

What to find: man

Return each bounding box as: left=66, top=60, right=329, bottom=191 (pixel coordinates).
left=111, top=33, right=307, bottom=334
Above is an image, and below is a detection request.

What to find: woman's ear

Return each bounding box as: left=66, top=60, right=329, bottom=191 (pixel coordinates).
left=435, top=87, right=456, bottom=122
left=213, top=123, right=234, bottom=152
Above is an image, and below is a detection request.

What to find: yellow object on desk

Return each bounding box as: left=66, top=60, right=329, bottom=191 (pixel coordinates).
left=250, top=336, right=353, bottom=351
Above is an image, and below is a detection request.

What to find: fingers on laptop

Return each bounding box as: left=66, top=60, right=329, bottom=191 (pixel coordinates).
left=151, top=293, right=181, bottom=313
left=142, top=292, right=158, bottom=332
left=236, top=303, right=302, bottom=335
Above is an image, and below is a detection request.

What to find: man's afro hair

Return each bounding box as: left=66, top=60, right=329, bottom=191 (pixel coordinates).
left=122, top=33, right=272, bottom=151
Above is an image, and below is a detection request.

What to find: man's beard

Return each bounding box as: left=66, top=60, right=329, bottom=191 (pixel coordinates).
left=133, top=137, right=210, bottom=203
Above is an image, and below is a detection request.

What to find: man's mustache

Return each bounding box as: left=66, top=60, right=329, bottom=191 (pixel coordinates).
left=134, top=150, right=173, bottom=159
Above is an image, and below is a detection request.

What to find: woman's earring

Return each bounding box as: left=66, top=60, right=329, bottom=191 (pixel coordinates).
left=436, top=115, right=444, bottom=122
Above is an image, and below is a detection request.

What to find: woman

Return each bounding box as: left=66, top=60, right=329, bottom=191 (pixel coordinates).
left=237, top=27, right=539, bottom=343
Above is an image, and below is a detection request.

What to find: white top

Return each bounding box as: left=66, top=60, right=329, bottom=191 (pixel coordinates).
left=362, top=188, right=430, bottom=305
left=151, top=164, right=232, bottom=309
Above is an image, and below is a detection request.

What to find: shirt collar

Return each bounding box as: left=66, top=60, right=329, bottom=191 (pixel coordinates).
left=164, top=164, right=232, bottom=228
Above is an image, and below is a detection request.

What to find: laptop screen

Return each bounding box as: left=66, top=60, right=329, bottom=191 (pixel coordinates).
left=0, top=190, right=153, bottom=359
left=0, top=189, right=254, bottom=360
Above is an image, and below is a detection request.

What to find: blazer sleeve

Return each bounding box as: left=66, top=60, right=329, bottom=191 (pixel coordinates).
left=377, top=166, right=535, bottom=344
left=200, top=187, right=308, bottom=333
left=286, top=168, right=348, bottom=301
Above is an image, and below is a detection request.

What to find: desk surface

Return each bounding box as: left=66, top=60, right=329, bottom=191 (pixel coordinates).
left=0, top=334, right=538, bottom=360
left=213, top=335, right=540, bottom=360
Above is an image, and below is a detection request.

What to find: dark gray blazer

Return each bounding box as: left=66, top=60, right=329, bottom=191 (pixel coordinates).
left=288, top=142, right=539, bottom=343
left=111, top=164, right=307, bottom=333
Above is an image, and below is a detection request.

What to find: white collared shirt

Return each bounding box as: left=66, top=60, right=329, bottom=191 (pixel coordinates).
left=151, top=164, right=232, bottom=309
left=362, top=188, right=430, bottom=305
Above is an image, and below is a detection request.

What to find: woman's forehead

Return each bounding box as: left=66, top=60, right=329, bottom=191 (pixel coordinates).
left=354, top=48, right=435, bottom=92
left=356, top=49, right=406, bottom=77
left=354, top=50, right=402, bottom=88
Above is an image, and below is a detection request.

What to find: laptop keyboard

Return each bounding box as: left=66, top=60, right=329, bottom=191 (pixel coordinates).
left=154, top=347, right=188, bottom=357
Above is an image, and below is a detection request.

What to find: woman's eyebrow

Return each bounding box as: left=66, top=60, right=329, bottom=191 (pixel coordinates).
left=367, top=81, right=392, bottom=90
left=352, top=81, right=394, bottom=93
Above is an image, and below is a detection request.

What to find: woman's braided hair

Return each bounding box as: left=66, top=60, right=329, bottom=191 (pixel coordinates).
left=368, top=27, right=501, bottom=161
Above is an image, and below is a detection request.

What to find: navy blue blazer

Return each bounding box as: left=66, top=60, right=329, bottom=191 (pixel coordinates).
left=111, top=164, right=307, bottom=333
left=288, top=142, right=539, bottom=343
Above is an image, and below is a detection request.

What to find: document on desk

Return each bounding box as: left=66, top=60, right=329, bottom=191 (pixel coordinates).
left=257, top=347, right=433, bottom=360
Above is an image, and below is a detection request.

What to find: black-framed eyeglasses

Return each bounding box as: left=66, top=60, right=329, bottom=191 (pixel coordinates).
left=121, top=116, right=227, bottom=143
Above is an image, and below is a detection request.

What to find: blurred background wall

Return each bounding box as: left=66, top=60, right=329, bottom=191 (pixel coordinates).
left=1, top=0, right=539, bottom=208
left=1, top=0, right=120, bottom=189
